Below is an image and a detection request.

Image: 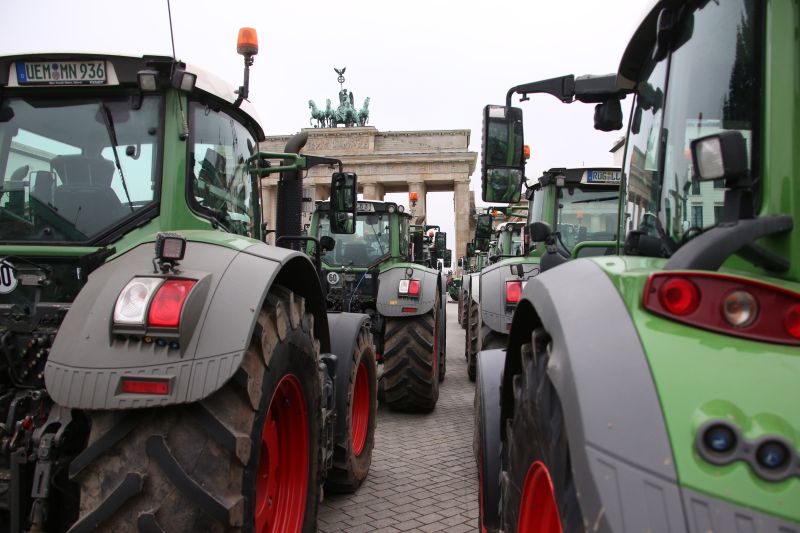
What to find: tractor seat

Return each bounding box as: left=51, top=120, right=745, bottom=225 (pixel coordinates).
left=51, top=155, right=126, bottom=236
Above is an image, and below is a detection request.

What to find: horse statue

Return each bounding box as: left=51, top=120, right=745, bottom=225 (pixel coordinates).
left=308, top=100, right=327, bottom=128
left=324, top=99, right=334, bottom=127
left=357, top=96, right=370, bottom=127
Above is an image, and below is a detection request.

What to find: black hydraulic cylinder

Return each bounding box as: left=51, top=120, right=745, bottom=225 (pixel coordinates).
left=276, top=132, right=308, bottom=248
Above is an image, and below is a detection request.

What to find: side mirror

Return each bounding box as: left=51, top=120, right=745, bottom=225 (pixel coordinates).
left=320, top=235, right=336, bottom=252
left=481, top=105, right=524, bottom=203
left=330, top=172, right=357, bottom=234
left=434, top=232, right=447, bottom=252
left=528, top=221, right=552, bottom=243
left=443, top=249, right=452, bottom=268
left=476, top=213, right=493, bottom=240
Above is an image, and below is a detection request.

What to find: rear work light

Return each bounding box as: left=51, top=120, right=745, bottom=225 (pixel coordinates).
left=643, top=272, right=800, bottom=346
left=505, top=280, right=523, bottom=305
left=399, top=279, right=420, bottom=297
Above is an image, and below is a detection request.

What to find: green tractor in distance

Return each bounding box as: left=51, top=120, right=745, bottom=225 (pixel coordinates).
left=462, top=211, right=496, bottom=376
left=307, top=200, right=449, bottom=412
left=0, top=31, right=378, bottom=532
left=466, top=166, right=622, bottom=381
left=475, top=1, right=800, bottom=532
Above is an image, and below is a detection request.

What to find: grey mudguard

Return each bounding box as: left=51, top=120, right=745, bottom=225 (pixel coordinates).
left=376, top=265, right=439, bottom=317
left=524, top=259, right=684, bottom=533
left=326, top=312, right=370, bottom=446
left=479, top=260, right=540, bottom=335
left=45, top=240, right=329, bottom=410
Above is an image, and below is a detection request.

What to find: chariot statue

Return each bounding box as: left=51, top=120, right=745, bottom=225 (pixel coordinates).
left=308, top=67, right=370, bottom=128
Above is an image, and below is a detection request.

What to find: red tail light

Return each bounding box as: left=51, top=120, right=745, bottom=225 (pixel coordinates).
left=506, top=280, right=522, bottom=305
left=786, top=304, right=800, bottom=339
left=658, top=277, right=700, bottom=316
left=148, top=279, right=196, bottom=328
left=643, top=273, right=800, bottom=346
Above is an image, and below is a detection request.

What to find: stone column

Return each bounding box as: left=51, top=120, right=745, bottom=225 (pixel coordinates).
left=261, top=181, right=278, bottom=245
left=454, top=179, right=471, bottom=260
left=408, top=180, right=427, bottom=224
left=362, top=182, right=385, bottom=201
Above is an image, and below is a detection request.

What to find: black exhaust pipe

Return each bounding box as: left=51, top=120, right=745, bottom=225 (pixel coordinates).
left=276, top=132, right=308, bottom=248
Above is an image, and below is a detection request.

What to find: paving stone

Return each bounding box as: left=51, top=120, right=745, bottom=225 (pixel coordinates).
left=319, top=302, right=478, bottom=533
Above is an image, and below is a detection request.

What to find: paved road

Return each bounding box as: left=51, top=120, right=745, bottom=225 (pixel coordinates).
left=319, top=300, right=478, bottom=532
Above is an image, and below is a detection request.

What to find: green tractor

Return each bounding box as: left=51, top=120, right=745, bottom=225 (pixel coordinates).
left=475, top=1, right=800, bottom=531
left=466, top=167, right=622, bottom=379
left=307, top=200, right=449, bottom=412
left=0, top=30, right=378, bottom=532
left=462, top=213, right=495, bottom=377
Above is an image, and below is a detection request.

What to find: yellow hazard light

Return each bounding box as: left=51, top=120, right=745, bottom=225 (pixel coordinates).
left=523, top=145, right=531, bottom=160
left=237, top=27, right=259, bottom=56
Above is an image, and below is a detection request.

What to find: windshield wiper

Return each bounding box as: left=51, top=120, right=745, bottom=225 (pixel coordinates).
left=570, top=196, right=619, bottom=204
left=99, top=103, right=134, bottom=212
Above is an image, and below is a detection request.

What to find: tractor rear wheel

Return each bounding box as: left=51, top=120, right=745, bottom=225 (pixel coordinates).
left=458, top=290, right=468, bottom=329
left=382, top=294, right=440, bottom=412
left=68, top=286, right=322, bottom=533
left=500, top=328, right=584, bottom=533
left=326, top=328, right=377, bottom=493
left=466, top=298, right=479, bottom=381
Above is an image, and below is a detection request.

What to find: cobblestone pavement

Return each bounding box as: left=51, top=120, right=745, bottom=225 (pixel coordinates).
left=319, top=300, right=478, bottom=532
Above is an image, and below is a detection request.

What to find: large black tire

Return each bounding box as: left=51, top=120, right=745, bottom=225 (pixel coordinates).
left=68, top=286, right=322, bottom=533
left=438, top=291, right=447, bottom=383
left=466, top=298, right=479, bottom=382
left=382, top=295, right=440, bottom=412
left=458, top=288, right=468, bottom=329
left=326, top=328, right=377, bottom=493
left=500, top=329, right=584, bottom=532
left=473, top=351, right=503, bottom=533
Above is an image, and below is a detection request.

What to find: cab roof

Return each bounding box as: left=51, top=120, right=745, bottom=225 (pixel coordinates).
left=0, top=53, right=264, bottom=140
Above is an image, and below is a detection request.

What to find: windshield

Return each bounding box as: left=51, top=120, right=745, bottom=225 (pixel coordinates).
left=556, top=186, right=619, bottom=250
left=0, top=95, right=160, bottom=241
left=623, top=0, right=759, bottom=248
left=317, top=212, right=391, bottom=267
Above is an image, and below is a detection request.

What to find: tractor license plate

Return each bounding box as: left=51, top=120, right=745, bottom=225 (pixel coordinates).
left=16, top=61, right=107, bottom=85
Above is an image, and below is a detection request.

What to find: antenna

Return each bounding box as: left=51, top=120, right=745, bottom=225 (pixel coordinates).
left=167, top=0, right=177, bottom=59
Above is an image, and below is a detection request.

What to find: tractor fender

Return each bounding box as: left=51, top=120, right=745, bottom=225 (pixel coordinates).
left=475, top=348, right=504, bottom=531
left=326, top=311, right=370, bottom=445
left=507, top=259, right=684, bottom=532
left=479, top=260, right=540, bottom=335
left=45, top=239, right=330, bottom=410
left=376, top=265, right=439, bottom=317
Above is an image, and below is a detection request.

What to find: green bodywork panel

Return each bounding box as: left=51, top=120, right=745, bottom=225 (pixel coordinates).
left=595, top=257, right=800, bottom=521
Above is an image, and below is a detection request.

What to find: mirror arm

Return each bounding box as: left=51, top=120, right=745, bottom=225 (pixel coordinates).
left=506, top=75, right=576, bottom=106
left=304, top=155, right=343, bottom=173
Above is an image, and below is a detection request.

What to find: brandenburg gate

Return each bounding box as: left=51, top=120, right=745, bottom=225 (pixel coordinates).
left=259, top=126, right=478, bottom=258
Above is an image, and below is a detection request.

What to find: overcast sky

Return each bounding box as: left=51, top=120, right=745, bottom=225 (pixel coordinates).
left=3, top=0, right=652, bottom=254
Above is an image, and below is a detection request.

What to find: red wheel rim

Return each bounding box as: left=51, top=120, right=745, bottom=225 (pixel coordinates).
left=351, top=361, right=369, bottom=456
left=518, top=461, right=563, bottom=533
left=255, top=375, right=309, bottom=533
